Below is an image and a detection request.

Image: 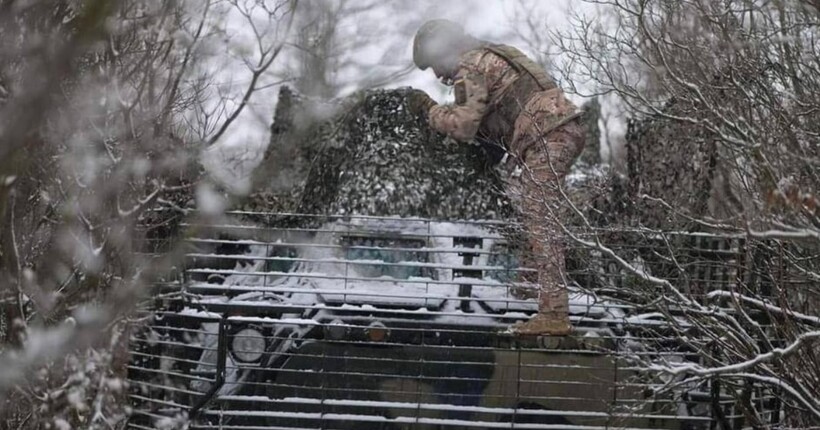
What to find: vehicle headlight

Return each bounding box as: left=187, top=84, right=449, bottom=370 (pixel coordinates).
left=365, top=321, right=389, bottom=342
left=230, top=328, right=266, bottom=363
left=324, top=319, right=348, bottom=340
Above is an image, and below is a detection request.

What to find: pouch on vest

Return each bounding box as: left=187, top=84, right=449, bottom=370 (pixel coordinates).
left=454, top=79, right=467, bottom=105
left=454, top=74, right=488, bottom=107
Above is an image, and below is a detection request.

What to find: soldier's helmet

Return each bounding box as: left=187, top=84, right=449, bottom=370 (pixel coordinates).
left=413, top=19, right=467, bottom=71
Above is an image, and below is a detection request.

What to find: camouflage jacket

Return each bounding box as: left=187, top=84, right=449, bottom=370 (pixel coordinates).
left=427, top=45, right=578, bottom=149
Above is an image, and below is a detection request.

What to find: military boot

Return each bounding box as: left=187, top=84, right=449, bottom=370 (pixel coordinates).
left=511, top=312, right=572, bottom=336
left=511, top=287, right=572, bottom=336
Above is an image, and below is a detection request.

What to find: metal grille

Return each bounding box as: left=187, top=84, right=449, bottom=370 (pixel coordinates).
left=127, top=213, right=786, bottom=429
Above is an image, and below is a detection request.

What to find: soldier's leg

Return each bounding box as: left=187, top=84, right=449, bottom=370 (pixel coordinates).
left=509, top=115, right=585, bottom=335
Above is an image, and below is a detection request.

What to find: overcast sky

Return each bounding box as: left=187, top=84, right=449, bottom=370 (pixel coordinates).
left=392, top=0, right=578, bottom=99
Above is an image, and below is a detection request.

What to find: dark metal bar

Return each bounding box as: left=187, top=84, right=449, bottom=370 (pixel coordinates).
left=189, top=315, right=228, bottom=422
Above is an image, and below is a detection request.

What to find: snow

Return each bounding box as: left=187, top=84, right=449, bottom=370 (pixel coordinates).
left=202, top=405, right=675, bottom=429
left=216, top=395, right=710, bottom=423
left=67, top=388, right=87, bottom=412
left=106, top=378, right=123, bottom=392
left=182, top=218, right=637, bottom=322
left=53, top=418, right=71, bottom=430
left=171, top=216, right=653, bottom=400
left=707, top=290, right=820, bottom=325
left=153, top=414, right=189, bottom=430
left=195, top=183, right=226, bottom=216
left=565, top=164, right=607, bottom=187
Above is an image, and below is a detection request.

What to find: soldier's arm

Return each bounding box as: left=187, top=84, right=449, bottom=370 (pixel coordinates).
left=428, top=73, right=489, bottom=142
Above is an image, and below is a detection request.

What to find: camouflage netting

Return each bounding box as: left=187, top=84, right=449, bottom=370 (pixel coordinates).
left=624, top=98, right=760, bottom=229
left=142, top=86, right=622, bottom=248
left=250, top=87, right=517, bottom=221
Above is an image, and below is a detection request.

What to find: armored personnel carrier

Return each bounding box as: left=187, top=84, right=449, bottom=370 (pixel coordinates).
left=127, top=89, right=780, bottom=429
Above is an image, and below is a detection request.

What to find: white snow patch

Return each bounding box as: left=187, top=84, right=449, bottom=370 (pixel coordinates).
left=196, top=183, right=227, bottom=215
left=53, top=418, right=71, bottom=430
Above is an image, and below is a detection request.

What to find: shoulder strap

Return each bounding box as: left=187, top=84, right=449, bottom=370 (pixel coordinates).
left=484, top=44, right=556, bottom=91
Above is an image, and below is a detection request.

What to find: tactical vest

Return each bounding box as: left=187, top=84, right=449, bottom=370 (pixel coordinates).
left=485, top=44, right=556, bottom=91
left=476, top=44, right=563, bottom=146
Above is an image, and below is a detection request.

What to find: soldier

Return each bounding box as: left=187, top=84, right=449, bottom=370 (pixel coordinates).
left=408, top=20, right=585, bottom=335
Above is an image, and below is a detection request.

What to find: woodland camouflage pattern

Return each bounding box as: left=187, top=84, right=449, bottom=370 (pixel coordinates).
left=424, top=44, right=586, bottom=333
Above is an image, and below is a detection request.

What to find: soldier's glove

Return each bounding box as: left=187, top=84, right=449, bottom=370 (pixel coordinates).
left=407, top=90, right=436, bottom=116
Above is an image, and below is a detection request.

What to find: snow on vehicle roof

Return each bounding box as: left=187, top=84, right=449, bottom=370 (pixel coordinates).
left=187, top=218, right=628, bottom=327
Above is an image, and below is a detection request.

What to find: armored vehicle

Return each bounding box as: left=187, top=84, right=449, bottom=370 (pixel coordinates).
left=127, top=89, right=780, bottom=429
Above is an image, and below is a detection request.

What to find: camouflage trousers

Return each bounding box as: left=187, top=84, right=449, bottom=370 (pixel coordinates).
left=503, top=89, right=585, bottom=326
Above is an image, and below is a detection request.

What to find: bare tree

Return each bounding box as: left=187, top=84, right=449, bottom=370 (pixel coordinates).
left=536, top=0, right=820, bottom=426
left=249, top=0, right=456, bottom=201
left=505, top=1, right=632, bottom=172
left=504, top=0, right=556, bottom=72
left=0, top=0, right=298, bottom=428
left=281, top=0, right=445, bottom=100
